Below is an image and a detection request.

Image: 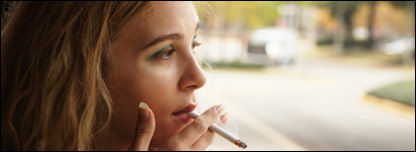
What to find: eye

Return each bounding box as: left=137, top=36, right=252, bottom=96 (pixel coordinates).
left=152, top=44, right=175, bottom=60
left=192, top=36, right=202, bottom=53
left=192, top=36, right=202, bottom=49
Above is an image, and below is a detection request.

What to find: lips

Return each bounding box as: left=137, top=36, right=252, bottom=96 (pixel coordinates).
left=172, top=104, right=197, bottom=123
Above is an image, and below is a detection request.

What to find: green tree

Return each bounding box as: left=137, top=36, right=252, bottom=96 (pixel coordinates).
left=205, top=1, right=282, bottom=34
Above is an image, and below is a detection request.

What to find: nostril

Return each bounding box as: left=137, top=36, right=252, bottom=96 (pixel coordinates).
left=186, top=85, right=198, bottom=90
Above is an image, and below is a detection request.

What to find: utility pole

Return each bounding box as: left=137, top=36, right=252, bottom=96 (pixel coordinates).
left=334, top=2, right=345, bottom=55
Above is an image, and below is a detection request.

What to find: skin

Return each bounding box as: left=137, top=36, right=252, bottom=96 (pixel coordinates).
left=102, top=2, right=227, bottom=150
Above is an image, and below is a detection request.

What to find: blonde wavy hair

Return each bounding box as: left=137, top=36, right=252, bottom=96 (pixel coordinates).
left=1, top=1, right=150, bottom=150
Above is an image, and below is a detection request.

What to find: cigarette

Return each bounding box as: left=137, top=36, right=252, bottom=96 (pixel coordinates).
left=187, top=111, right=247, bottom=149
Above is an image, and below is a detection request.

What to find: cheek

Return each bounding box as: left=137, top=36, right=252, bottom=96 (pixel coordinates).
left=138, top=66, right=179, bottom=129
left=137, top=64, right=179, bottom=110
left=134, top=64, right=189, bottom=143
left=109, top=58, right=181, bottom=143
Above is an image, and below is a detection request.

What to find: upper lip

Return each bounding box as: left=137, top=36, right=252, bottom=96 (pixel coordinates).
left=172, top=103, right=197, bottom=115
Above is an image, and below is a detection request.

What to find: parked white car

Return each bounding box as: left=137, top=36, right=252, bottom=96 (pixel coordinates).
left=377, top=37, right=415, bottom=55
left=245, top=27, right=298, bottom=65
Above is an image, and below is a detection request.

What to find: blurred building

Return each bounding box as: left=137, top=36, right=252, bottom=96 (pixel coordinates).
left=197, top=2, right=319, bottom=65
left=277, top=3, right=318, bottom=52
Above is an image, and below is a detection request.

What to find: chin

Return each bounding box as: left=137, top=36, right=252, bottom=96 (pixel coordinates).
left=151, top=120, right=191, bottom=145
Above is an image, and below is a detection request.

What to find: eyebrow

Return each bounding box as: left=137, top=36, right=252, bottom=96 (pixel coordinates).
left=142, top=21, right=200, bottom=50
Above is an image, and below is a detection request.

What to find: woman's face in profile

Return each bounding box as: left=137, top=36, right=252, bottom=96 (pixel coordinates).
left=108, top=1, right=206, bottom=148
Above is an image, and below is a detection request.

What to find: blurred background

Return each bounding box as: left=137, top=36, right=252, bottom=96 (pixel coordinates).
left=192, top=1, right=415, bottom=151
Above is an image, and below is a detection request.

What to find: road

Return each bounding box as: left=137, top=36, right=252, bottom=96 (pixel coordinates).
left=196, top=56, right=415, bottom=150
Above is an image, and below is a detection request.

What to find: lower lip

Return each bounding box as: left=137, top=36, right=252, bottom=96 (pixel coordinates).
left=172, top=112, right=193, bottom=123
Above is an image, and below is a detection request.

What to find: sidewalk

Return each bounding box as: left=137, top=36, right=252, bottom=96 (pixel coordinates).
left=362, top=94, right=415, bottom=120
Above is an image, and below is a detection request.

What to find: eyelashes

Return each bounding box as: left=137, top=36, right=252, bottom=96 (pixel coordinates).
left=151, top=44, right=174, bottom=60
left=151, top=37, right=202, bottom=60
left=192, top=37, right=202, bottom=49
left=191, top=36, right=202, bottom=54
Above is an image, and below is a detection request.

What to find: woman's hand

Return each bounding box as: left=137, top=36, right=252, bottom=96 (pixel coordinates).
left=127, top=102, right=227, bottom=151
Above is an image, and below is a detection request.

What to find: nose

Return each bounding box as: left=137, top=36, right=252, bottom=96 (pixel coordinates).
left=178, top=54, right=207, bottom=91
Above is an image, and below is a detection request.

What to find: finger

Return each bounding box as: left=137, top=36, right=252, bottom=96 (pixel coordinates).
left=191, top=112, right=229, bottom=150
left=190, top=129, right=216, bottom=150
left=217, top=113, right=229, bottom=128
left=174, top=105, right=222, bottom=146
left=128, top=102, right=155, bottom=151
left=191, top=113, right=229, bottom=150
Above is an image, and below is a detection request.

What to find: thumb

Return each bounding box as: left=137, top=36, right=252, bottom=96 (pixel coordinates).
left=128, top=102, right=155, bottom=151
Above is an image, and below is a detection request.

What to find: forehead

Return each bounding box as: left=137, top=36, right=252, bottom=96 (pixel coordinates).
left=148, top=2, right=198, bottom=24
left=119, top=2, right=198, bottom=43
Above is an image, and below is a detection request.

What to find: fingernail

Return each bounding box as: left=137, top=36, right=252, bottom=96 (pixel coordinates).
left=222, top=116, right=229, bottom=124
left=215, top=104, right=223, bottom=110
left=217, top=114, right=225, bottom=123
left=215, top=104, right=225, bottom=114
left=220, top=114, right=228, bottom=123
left=221, top=112, right=229, bottom=119
left=139, top=102, right=149, bottom=121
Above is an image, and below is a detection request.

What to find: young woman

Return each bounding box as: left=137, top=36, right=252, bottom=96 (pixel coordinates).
left=1, top=1, right=227, bottom=150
